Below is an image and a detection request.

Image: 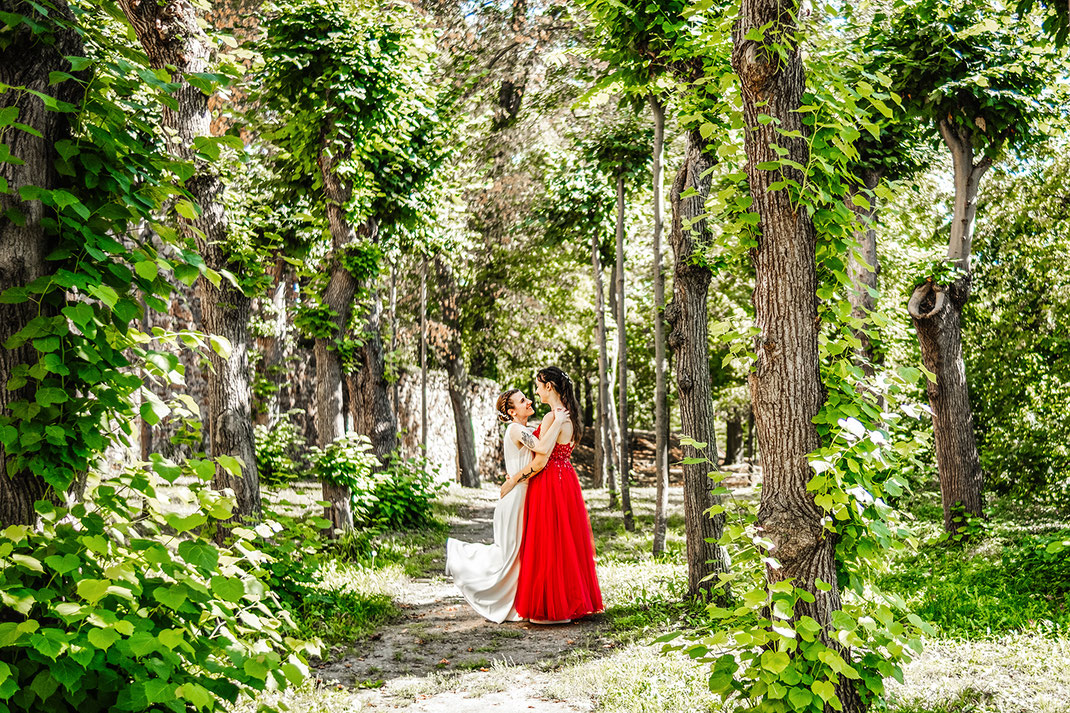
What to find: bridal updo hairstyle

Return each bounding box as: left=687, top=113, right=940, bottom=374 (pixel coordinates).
left=496, top=388, right=521, bottom=424
left=536, top=366, right=582, bottom=444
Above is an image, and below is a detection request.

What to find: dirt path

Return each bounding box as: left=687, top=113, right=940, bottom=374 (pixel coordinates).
left=315, top=487, right=617, bottom=712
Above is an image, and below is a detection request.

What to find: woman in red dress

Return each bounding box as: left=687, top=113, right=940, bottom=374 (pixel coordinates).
left=511, top=366, right=603, bottom=624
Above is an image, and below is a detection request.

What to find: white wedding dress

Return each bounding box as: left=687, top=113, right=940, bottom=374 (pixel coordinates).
left=445, top=422, right=531, bottom=623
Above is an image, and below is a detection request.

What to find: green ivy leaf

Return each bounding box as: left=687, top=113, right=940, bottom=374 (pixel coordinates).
left=76, top=578, right=111, bottom=604
left=178, top=539, right=219, bottom=572
left=153, top=585, right=188, bottom=611
left=87, top=627, right=121, bottom=651
left=760, top=650, right=791, bottom=674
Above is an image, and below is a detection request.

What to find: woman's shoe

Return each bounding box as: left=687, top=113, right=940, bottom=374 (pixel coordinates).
left=529, top=618, right=571, bottom=625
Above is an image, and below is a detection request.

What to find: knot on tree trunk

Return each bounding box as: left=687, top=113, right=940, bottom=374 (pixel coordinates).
left=664, top=299, right=684, bottom=350
left=732, top=40, right=779, bottom=91
left=907, top=281, right=947, bottom=321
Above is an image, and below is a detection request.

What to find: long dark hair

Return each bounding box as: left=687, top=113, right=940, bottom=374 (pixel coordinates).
left=536, top=366, right=582, bottom=444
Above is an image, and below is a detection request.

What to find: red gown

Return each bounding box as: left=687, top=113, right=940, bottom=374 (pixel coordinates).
left=514, top=426, right=603, bottom=621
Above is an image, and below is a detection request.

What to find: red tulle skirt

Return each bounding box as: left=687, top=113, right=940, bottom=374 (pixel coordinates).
left=514, top=454, right=603, bottom=621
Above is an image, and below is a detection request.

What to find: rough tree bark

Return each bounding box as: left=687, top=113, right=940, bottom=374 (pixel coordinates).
left=732, top=2, right=861, bottom=709
left=908, top=119, right=988, bottom=535
left=254, top=258, right=291, bottom=426
left=665, top=129, right=731, bottom=600
left=0, top=1, right=85, bottom=526
left=614, top=173, right=634, bottom=531
left=350, top=284, right=398, bottom=459
left=119, top=0, right=261, bottom=526
left=312, top=142, right=370, bottom=535
left=434, top=257, right=480, bottom=487
left=650, top=94, right=669, bottom=556
left=846, top=167, right=883, bottom=373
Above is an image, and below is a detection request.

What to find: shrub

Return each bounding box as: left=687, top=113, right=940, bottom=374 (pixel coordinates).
left=0, top=460, right=315, bottom=713
left=363, top=450, right=445, bottom=530
left=254, top=410, right=308, bottom=486
left=310, top=435, right=444, bottom=531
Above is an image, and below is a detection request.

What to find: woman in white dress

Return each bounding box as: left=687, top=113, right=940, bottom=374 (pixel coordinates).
left=444, top=389, right=568, bottom=623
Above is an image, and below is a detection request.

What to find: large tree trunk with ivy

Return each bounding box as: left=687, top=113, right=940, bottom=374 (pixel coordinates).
left=846, top=167, right=883, bottom=373
left=351, top=284, right=398, bottom=459
left=0, top=2, right=85, bottom=526
left=650, top=94, right=670, bottom=556
left=434, top=257, right=480, bottom=488
left=733, top=3, right=862, bottom=710
left=614, top=173, right=634, bottom=531
left=312, top=145, right=371, bottom=535
left=908, top=119, right=989, bottom=535
left=665, top=130, right=730, bottom=601
left=119, top=0, right=261, bottom=528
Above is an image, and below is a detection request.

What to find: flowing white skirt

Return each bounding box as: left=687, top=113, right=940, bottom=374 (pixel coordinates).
left=445, top=483, right=527, bottom=623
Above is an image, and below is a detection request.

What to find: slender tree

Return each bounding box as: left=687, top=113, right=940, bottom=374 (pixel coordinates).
left=665, top=129, right=731, bottom=599
left=649, top=94, right=670, bottom=555
left=434, top=255, right=480, bottom=487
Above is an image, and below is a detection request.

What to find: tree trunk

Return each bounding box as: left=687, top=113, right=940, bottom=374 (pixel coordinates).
left=352, top=284, right=398, bottom=459
left=420, top=258, right=429, bottom=453
left=582, top=370, right=595, bottom=432
left=846, top=168, right=883, bottom=372
left=724, top=414, right=743, bottom=466
left=254, top=257, right=291, bottom=426
left=592, top=232, right=611, bottom=490
left=0, top=1, right=85, bottom=526
left=650, top=94, right=669, bottom=556
left=119, top=0, right=260, bottom=527
left=605, top=271, right=621, bottom=507
left=435, top=257, right=479, bottom=487
left=907, top=119, right=989, bottom=535
left=908, top=279, right=984, bottom=533
left=389, top=261, right=399, bottom=414
left=311, top=143, right=371, bottom=536
left=665, top=129, right=731, bottom=600
left=614, top=173, right=634, bottom=531
left=733, top=3, right=861, bottom=710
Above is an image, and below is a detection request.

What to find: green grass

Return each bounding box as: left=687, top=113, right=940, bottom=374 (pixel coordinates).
left=879, top=489, right=1070, bottom=638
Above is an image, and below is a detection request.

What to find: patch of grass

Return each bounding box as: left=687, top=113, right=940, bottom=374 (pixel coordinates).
left=453, top=658, right=492, bottom=670
left=292, top=587, right=398, bottom=646
left=878, top=528, right=1070, bottom=638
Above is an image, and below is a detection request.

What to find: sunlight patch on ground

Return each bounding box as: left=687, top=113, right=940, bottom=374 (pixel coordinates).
left=888, top=635, right=1070, bottom=713
left=543, top=641, right=724, bottom=713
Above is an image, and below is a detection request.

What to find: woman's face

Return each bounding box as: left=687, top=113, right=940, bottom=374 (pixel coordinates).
left=509, top=391, right=534, bottom=420
left=535, top=377, right=552, bottom=404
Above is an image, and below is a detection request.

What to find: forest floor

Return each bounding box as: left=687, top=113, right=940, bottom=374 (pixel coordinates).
left=244, top=475, right=1070, bottom=713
